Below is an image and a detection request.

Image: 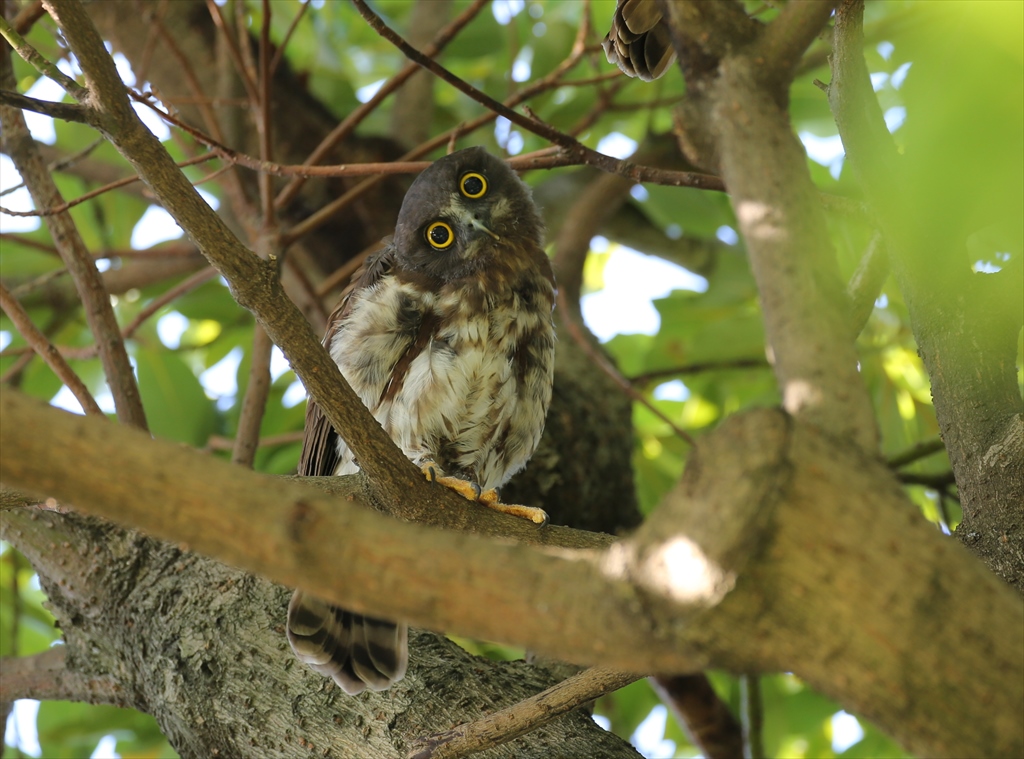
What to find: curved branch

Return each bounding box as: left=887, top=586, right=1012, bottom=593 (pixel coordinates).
left=350, top=0, right=725, bottom=191
left=660, top=1, right=879, bottom=453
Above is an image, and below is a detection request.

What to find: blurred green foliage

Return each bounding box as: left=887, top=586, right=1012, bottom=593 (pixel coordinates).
left=3, top=0, right=1020, bottom=756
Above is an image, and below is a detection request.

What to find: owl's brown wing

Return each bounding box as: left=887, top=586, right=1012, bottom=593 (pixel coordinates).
left=297, top=244, right=395, bottom=478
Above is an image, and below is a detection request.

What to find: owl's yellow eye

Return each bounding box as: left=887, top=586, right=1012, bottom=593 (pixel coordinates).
left=460, top=172, right=487, bottom=199
left=426, top=221, right=454, bottom=250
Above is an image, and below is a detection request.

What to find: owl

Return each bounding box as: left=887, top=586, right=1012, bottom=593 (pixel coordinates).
left=602, top=0, right=676, bottom=81
left=287, top=146, right=556, bottom=695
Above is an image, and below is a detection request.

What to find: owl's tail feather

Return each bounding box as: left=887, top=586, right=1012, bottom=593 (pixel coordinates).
left=287, top=590, right=408, bottom=695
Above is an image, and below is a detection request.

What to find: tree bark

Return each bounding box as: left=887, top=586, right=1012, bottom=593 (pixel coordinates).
left=0, top=505, right=638, bottom=759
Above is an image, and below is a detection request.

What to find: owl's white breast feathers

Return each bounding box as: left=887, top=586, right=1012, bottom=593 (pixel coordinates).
left=327, top=272, right=554, bottom=491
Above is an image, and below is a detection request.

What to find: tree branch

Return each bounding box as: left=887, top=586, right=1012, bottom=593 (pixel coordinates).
left=409, top=667, right=643, bottom=759
left=350, top=0, right=725, bottom=191
left=231, top=324, right=273, bottom=468
left=2, top=389, right=1020, bottom=757
left=0, top=88, right=95, bottom=124
left=0, top=647, right=128, bottom=706
left=846, top=230, right=888, bottom=336
left=0, top=14, right=88, bottom=99
left=827, top=0, right=1024, bottom=589
left=754, top=0, right=837, bottom=86
left=0, top=281, right=105, bottom=417
left=660, top=1, right=879, bottom=453
left=1, top=36, right=148, bottom=431
left=650, top=674, right=744, bottom=759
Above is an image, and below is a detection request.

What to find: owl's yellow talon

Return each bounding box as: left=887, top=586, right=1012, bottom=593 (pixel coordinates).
left=486, top=502, right=549, bottom=526
left=420, top=463, right=439, bottom=483
left=477, top=488, right=500, bottom=506
left=419, top=463, right=547, bottom=526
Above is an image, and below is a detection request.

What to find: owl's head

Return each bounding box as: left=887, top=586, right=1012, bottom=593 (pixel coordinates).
left=392, top=147, right=544, bottom=282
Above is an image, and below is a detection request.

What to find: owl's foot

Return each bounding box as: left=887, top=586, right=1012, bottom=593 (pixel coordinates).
left=420, top=463, right=548, bottom=526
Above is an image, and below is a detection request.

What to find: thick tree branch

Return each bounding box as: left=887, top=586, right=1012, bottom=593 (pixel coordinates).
left=661, top=1, right=879, bottom=453
left=754, top=0, right=837, bottom=86
left=0, top=507, right=639, bottom=759
left=660, top=0, right=761, bottom=63
left=828, top=0, right=1024, bottom=589
left=2, top=390, right=1020, bottom=757
left=0, top=647, right=128, bottom=706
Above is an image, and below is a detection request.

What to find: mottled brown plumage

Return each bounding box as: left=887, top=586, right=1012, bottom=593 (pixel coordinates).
left=287, top=147, right=556, bottom=695
left=602, top=0, right=676, bottom=81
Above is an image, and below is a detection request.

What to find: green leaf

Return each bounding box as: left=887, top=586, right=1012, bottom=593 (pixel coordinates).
left=37, top=702, right=171, bottom=759
left=135, top=349, right=217, bottom=445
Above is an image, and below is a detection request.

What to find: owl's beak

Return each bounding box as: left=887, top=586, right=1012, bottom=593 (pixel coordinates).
left=469, top=216, right=501, bottom=242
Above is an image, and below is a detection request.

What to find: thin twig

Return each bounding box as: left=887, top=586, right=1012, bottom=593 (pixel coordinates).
left=315, top=240, right=383, bottom=296
left=232, top=325, right=274, bottom=468
left=897, top=471, right=957, bottom=489
left=886, top=437, right=946, bottom=469
left=408, top=667, right=643, bottom=759
left=0, top=282, right=105, bottom=417
left=0, top=152, right=219, bottom=217
left=274, top=0, right=490, bottom=210
left=847, top=231, right=889, bottom=337
left=119, top=267, right=219, bottom=342
left=350, top=0, right=725, bottom=191
left=631, top=359, right=771, bottom=386
left=205, top=0, right=259, bottom=105
left=269, top=0, right=311, bottom=77
left=1, top=55, right=148, bottom=430
left=740, top=674, right=765, bottom=759
left=0, top=136, right=103, bottom=198
left=256, top=0, right=275, bottom=224
left=205, top=430, right=303, bottom=453
left=0, top=88, right=94, bottom=123
left=133, top=0, right=167, bottom=86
